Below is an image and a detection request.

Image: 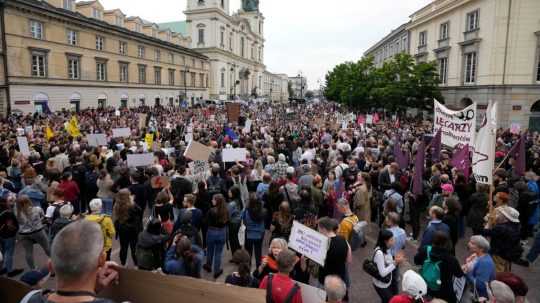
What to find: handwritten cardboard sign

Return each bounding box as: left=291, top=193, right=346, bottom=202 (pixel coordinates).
left=16, top=137, right=30, bottom=156
left=226, top=103, right=241, bottom=123
left=288, top=220, right=330, bottom=266
left=183, top=141, right=213, bottom=162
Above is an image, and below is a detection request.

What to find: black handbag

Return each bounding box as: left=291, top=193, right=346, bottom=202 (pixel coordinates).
left=362, top=248, right=392, bottom=284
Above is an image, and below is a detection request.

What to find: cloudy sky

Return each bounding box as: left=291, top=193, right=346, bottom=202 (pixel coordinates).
left=102, top=0, right=433, bottom=89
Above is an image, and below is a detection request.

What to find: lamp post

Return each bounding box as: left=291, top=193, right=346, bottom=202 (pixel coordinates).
left=230, top=64, right=237, bottom=101
left=270, top=79, right=274, bottom=102
left=297, top=71, right=304, bottom=100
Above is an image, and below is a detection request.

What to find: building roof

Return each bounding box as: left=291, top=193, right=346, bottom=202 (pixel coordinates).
left=158, top=21, right=187, bottom=36
left=363, top=21, right=410, bottom=56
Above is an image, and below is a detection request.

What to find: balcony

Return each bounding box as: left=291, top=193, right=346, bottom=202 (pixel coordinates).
left=437, top=38, right=449, bottom=49
left=463, top=28, right=479, bottom=42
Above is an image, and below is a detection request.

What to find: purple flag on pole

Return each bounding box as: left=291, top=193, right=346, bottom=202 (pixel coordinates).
left=413, top=141, right=425, bottom=196
left=450, top=144, right=470, bottom=181
left=393, top=138, right=409, bottom=170
left=431, top=129, right=442, bottom=163
left=512, top=134, right=526, bottom=176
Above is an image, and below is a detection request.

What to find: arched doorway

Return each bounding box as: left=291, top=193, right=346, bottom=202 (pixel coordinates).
left=32, top=92, right=49, bottom=113
left=458, top=97, right=474, bottom=108
left=529, top=100, right=540, bottom=131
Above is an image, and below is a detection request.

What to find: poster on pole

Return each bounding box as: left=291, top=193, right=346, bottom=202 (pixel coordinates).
left=127, top=153, right=154, bottom=168
left=222, top=148, right=248, bottom=162
left=87, top=134, right=107, bottom=147
left=288, top=221, right=330, bottom=266
left=472, top=101, right=498, bottom=185
left=433, top=100, right=476, bottom=148
left=112, top=128, right=131, bottom=138
left=16, top=137, right=30, bottom=156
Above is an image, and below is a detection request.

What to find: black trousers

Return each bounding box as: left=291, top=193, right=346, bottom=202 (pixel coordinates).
left=118, top=228, right=138, bottom=266
left=228, top=222, right=241, bottom=255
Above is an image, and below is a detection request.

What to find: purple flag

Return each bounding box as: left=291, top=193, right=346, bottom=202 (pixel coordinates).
left=413, top=141, right=425, bottom=196
left=431, top=129, right=442, bottom=163
left=512, top=134, right=526, bottom=176
left=393, top=138, right=409, bottom=170
left=450, top=144, right=470, bottom=181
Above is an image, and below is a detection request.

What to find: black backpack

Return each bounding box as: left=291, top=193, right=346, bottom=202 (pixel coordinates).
left=266, top=273, right=300, bottom=303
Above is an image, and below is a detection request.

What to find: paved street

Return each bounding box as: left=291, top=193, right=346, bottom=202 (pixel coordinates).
left=9, top=221, right=540, bottom=302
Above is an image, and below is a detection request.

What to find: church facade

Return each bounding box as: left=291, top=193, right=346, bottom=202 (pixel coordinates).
left=161, top=0, right=288, bottom=102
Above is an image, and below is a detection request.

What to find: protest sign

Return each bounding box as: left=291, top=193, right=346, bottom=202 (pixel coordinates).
left=222, top=148, right=248, bottom=162
left=243, top=119, right=252, bottom=134
left=366, top=115, right=373, bottom=125
left=87, top=134, right=107, bottom=147
left=115, top=109, right=121, bottom=116
left=226, top=103, right=241, bottom=123
left=288, top=220, right=330, bottom=266
left=138, top=113, right=147, bottom=130
left=298, top=281, right=327, bottom=303
left=510, top=122, right=521, bottom=135
left=433, top=100, right=476, bottom=148
left=127, top=153, right=154, bottom=168
left=189, top=160, right=209, bottom=182
left=16, top=128, right=25, bottom=136
left=473, top=101, right=497, bottom=185
left=99, top=268, right=265, bottom=303
left=0, top=276, right=32, bottom=303
left=16, top=136, right=30, bottom=156
left=145, top=133, right=154, bottom=150
left=112, top=128, right=131, bottom=138
left=183, top=141, right=213, bottom=162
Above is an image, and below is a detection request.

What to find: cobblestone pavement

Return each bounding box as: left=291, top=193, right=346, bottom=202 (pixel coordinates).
left=9, top=222, right=540, bottom=302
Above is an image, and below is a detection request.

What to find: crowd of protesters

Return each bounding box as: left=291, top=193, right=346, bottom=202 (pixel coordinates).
left=0, top=100, right=538, bottom=303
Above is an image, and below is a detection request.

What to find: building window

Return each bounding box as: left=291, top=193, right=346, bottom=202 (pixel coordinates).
left=220, top=31, right=224, bottom=47
left=119, top=41, right=127, bottom=55
left=466, top=10, right=479, bottom=31
left=119, top=63, right=129, bottom=82
left=138, top=65, right=146, bottom=84
left=168, top=69, right=175, bottom=86
left=138, top=46, right=145, bottom=58
left=151, top=29, right=157, bottom=38
left=30, top=20, right=43, bottom=39
left=115, top=16, right=124, bottom=27
left=169, top=52, right=174, bottom=64
left=229, top=35, right=233, bottom=51
left=92, top=8, right=102, bottom=20
left=96, top=36, right=104, bottom=51
left=199, top=73, right=204, bottom=87
left=67, top=30, right=77, bottom=45
left=155, top=49, right=161, bottom=62
left=190, top=72, right=196, bottom=87
left=440, top=22, right=449, bottom=40
left=135, top=23, right=142, bottom=33
left=221, top=72, right=225, bottom=88
left=419, top=31, right=427, bottom=46
left=240, top=37, right=245, bottom=57
left=464, top=52, right=477, bottom=84
left=63, top=0, right=73, bottom=11
left=438, top=57, right=448, bottom=85
left=31, top=51, right=47, bottom=77
left=96, top=61, right=107, bottom=81
left=221, top=0, right=224, bottom=8
left=198, top=0, right=205, bottom=5
left=67, top=56, right=80, bottom=80
left=536, top=53, right=540, bottom=82
left=154, top=67, right=161, bottom=85
left=198, top=29, right=205, bottom=45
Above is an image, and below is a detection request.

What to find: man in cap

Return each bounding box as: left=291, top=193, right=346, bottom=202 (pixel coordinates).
left=482, top=206, right=522, bottom=273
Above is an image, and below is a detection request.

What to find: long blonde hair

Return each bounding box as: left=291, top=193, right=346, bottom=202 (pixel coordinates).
left=113, top=189, right=134, bottom=224
left=254, top=159, right=264, bottom=176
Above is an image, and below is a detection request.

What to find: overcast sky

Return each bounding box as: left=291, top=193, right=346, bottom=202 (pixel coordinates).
left=102, top=0, right=433, bottom=89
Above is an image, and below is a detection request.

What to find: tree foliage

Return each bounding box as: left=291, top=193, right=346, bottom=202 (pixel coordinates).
left=324, top=53, right=443, bottom=110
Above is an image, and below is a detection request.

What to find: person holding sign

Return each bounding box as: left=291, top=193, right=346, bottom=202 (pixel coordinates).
left=317, top=217, right=351, bottom=301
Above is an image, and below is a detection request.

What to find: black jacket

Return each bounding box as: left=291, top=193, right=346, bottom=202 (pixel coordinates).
left=414, top=246, right=464, bottom=303
left=482, top=222, right=522, bottom=262
left=170, top=176, right=193, bottom=208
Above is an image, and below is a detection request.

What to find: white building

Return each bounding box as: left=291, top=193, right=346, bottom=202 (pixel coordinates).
left=364, top=22, right=410, bottom=68
left=262, top=71, right=288, bottom=102
left=407, top=0, right=540, bottom=129
left=160, top=0, right=286, bottom=102
left=288, top=75, right=307, bottom=99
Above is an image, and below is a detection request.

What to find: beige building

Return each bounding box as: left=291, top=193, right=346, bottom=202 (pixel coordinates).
left=160, top=0, right=286, bottom=102
left=288, top=75, right=307, bottom=99
left=364, top=22, right=410, bottom=68
left=406, top=0, right=540, bottom=129
left=3, top=0, right=210, bottom=114
left=262, top=71, right=288, bottom=102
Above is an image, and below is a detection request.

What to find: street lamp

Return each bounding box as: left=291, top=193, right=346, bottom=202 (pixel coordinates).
left=297, top=72, right=304, bottom=100
left=270, top=79, right=274, bottom=102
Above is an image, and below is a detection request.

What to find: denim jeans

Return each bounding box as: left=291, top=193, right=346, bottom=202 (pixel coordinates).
left=244, top=237, right=263, bottom=268
left=206, top=227, right=226, bottom=274
left=101, top=198, right=114, bottom=216
left=527, top=230, right=540, bottom=263
left=0, top=237, right=16, bottom=272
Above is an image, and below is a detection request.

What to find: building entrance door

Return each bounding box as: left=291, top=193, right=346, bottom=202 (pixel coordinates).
left=529, top=100, right=540, bottom=132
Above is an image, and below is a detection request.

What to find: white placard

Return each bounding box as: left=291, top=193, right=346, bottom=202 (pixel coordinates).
left=112, top=128, right=131, bottom=138
left=161, top=148, right=175, bottom=156
left=222, top=148, right=248, bottom=162
left=17, top=137, right=30, bottom=156
left=127, top=153, right=154, bottom=168
left=243, top=119, right=252, bottom=134
left=366, top=115, right=373, bottom=125
left=17, top=128, right=25, bottom=136
left=434, top=100, right=476, bottom=148
left=87, top=134, right=107, bottom=147
left=115, top=109, right=121, bottom=116
left=189, top=160, right=209, bottom=183
left=25, top=126, right=33, bottom=135
left=288, top=220, right=330, bottom=266
left=298, top=281, right=327, bottom=303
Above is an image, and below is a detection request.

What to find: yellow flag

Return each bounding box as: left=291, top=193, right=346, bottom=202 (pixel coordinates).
left=67, top=116, right=81, bottom=137
left=45, top=126, right=54, bottom=140
left=145, top=133, right=154, bottom=149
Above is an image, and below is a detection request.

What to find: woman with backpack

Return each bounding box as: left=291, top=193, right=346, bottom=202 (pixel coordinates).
left=414, top=231, right=464, bottom=303
left=15, top=196, right=51, bottom=270
left=85, top=198, right=115, bottom=260
left=242, top=195, right=266, bottom=268
left=136, top=219, right=169, bottom=271
left=113, top=189, right=143, bottom=266
left=371, top=229, right=404, bottom=303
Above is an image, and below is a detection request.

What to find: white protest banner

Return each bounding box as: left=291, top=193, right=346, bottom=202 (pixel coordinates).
left=433, top=100, right=476, bottom=148
left=472, top=101, right=498, bottom=185
left=112, top=128, right=131, bottom=138
left=16, top=137, right=30, bottom=156
left=366, top=115, right=373, bottom=125
left=298, top=282, right=327, bottom=303
left=288, top=221, right=329, bottom=266
left=127, top=153, right=154, bottom=168
left=222, top=148, right=248, bottom=162
left=87, top=134, right=107, bottom=147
